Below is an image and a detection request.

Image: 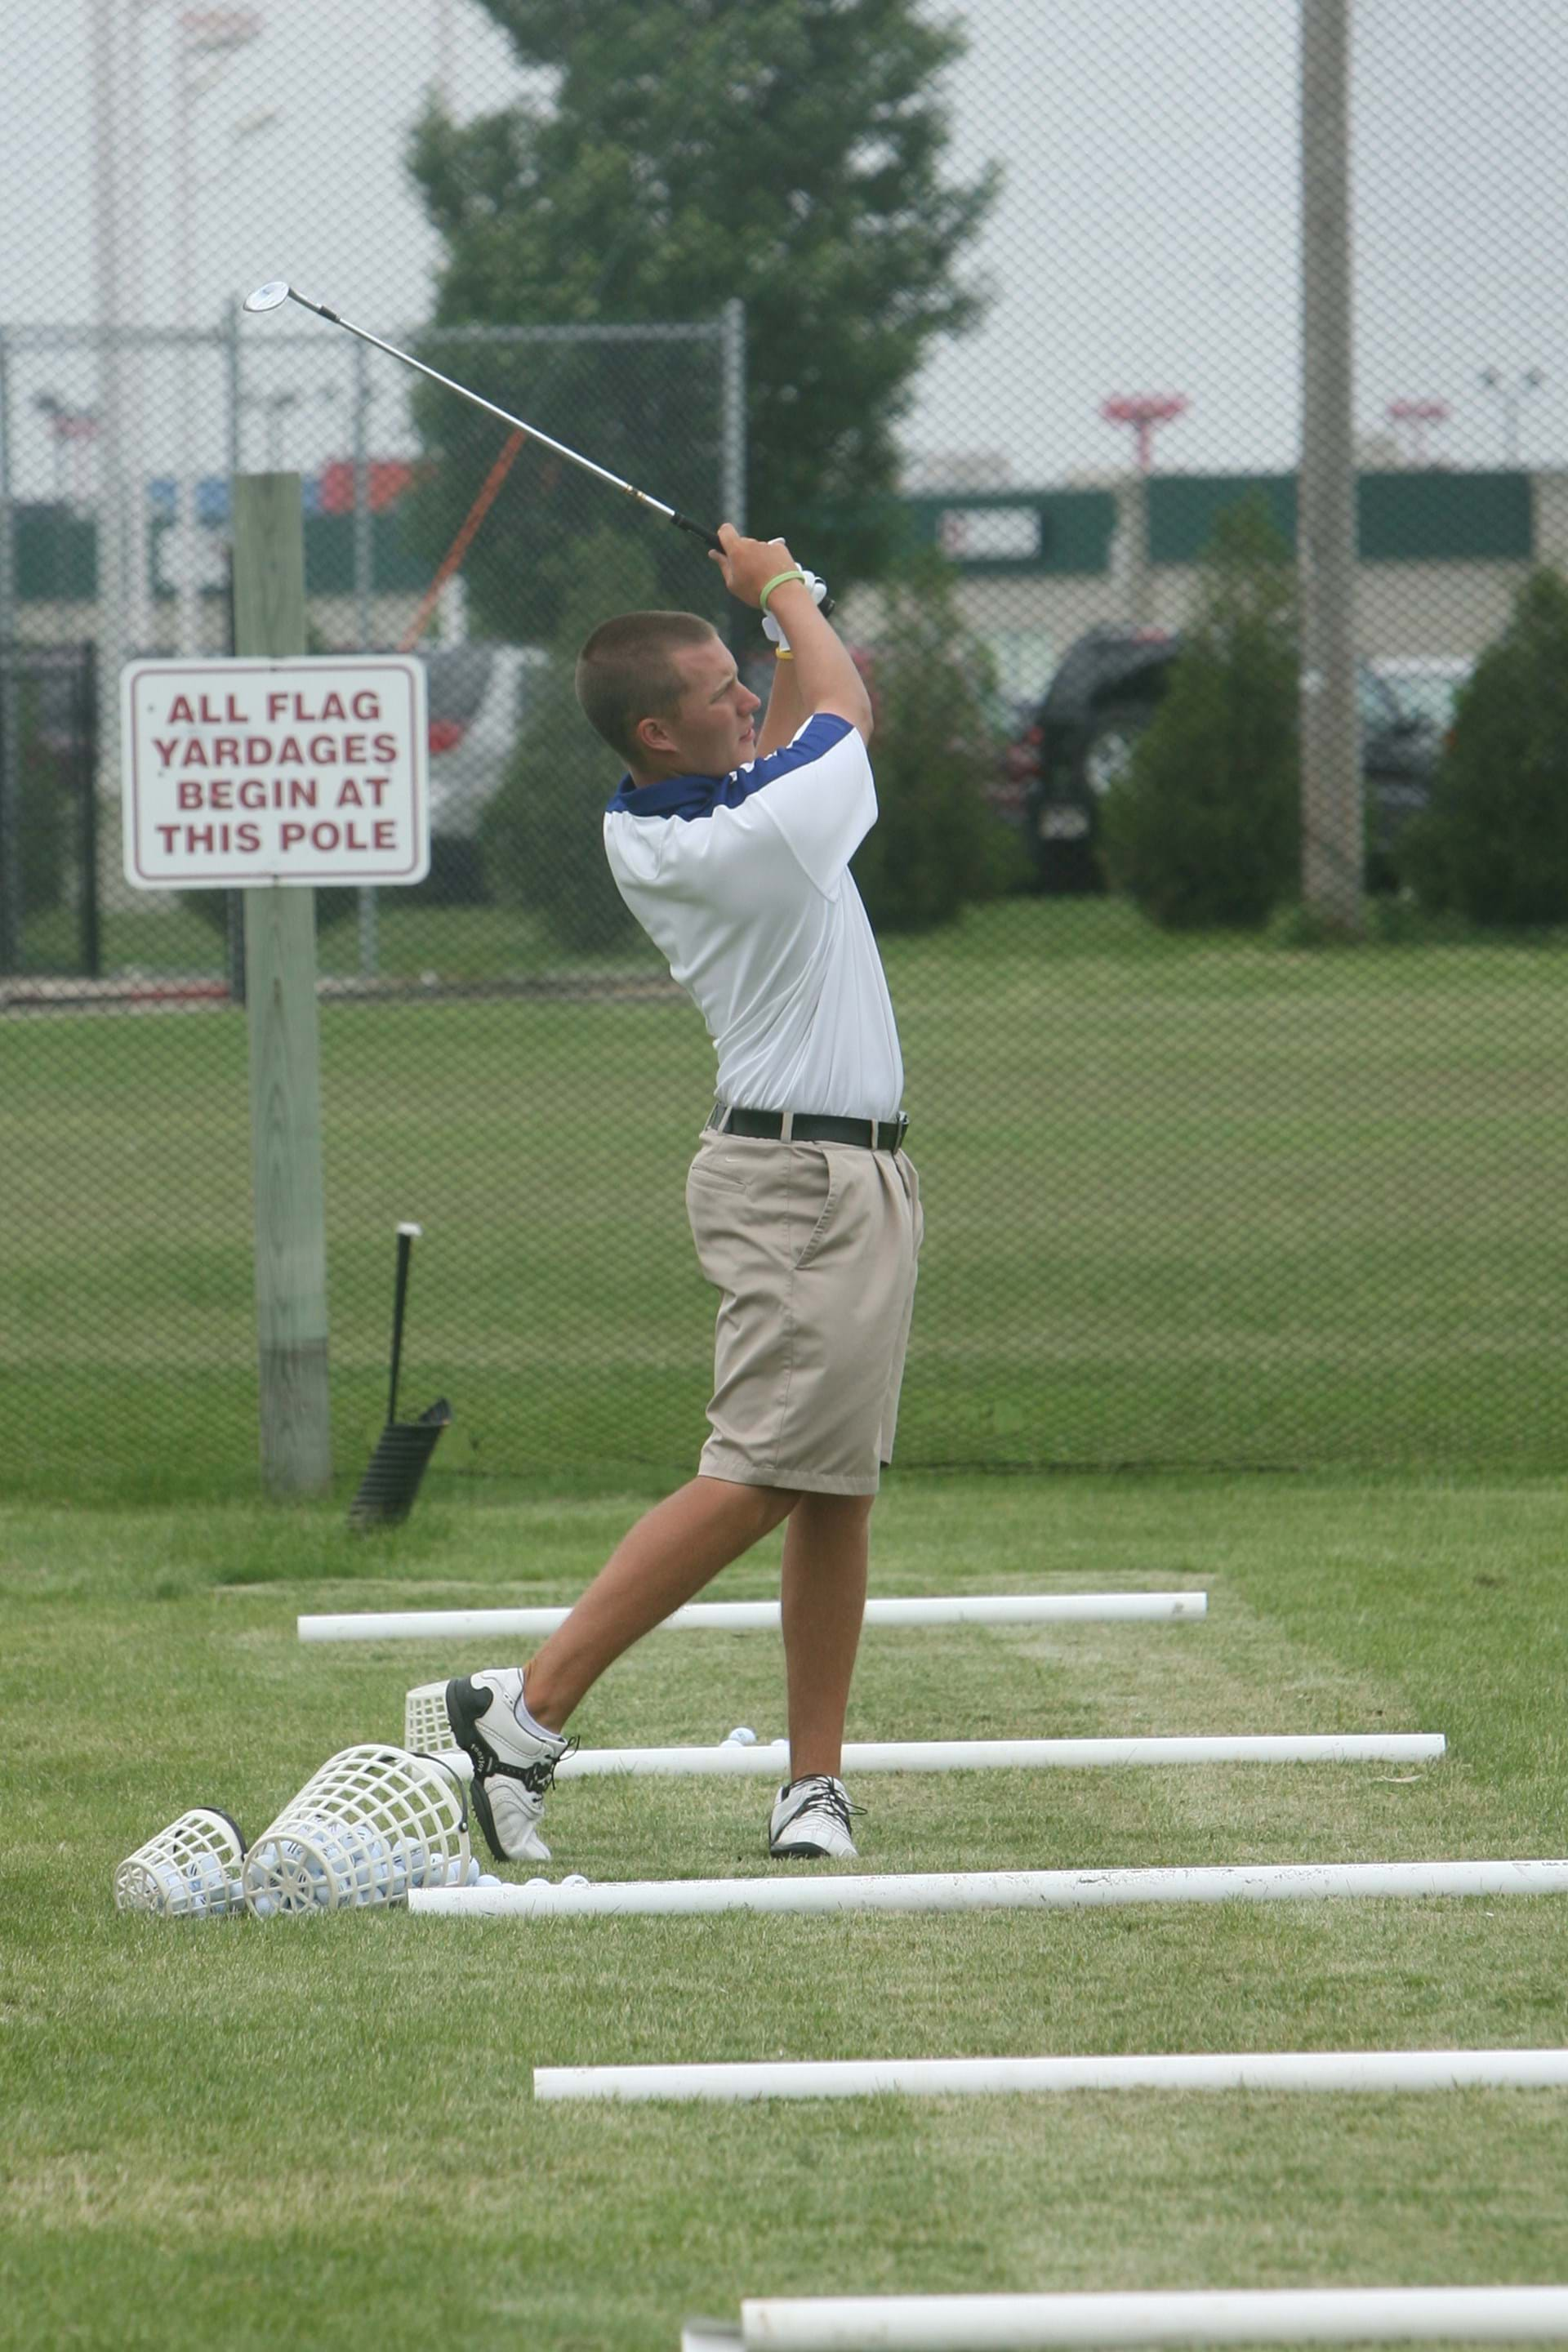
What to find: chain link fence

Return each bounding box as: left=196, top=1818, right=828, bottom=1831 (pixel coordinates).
left=4, top=1, right=1566, bottom=1503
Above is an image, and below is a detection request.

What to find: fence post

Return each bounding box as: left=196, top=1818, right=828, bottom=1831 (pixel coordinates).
left=233, top=470, right=333, bottom=1497
left=0, top=326, right=18, bottom=976
left=720, top=299, right=747, bottom=535
left=352, top=336, right=378, bottom=978
left=1299, top=0, right=1362, bottom=933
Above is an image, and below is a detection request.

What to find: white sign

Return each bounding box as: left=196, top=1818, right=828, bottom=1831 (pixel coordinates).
left=937, top=506, right=1042, bottom=563
left=121, top=657, right=429, bottom=889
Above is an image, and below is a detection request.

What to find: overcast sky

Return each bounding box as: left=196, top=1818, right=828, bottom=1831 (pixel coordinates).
left=2, top=0, right=1565, bottom=499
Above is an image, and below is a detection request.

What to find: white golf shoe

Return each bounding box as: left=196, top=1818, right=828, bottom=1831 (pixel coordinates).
left=445, top=1668, right=571, bottom=1864
left=768, top=1774, right=861, bottom=1860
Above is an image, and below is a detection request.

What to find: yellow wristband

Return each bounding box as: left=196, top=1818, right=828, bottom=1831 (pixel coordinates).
left=758, top=568, right=808, bottom=615
left=773, top=647, right=795, bottom=661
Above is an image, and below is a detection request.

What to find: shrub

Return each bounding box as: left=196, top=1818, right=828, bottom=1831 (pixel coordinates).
left=1403, top=568, right=1568, bottom=928
left=849, top=556, right=1026, bottom=932
left=1101, top=493, right=1298, bottom=930
left=5, top=684, right=69, bottom=916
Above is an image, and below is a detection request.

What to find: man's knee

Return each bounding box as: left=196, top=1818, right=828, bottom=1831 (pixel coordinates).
left=699, top=1476, right=801, bottom=1537
left=792, top=1489, right=875, bottom=1526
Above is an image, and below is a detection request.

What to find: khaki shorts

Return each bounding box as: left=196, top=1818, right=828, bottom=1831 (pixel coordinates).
left=684, top=1130, right=924, bottom=1496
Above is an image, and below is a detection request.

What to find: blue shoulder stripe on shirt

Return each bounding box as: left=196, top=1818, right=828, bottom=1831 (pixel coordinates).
left=604, top=712, right=854, bottom=821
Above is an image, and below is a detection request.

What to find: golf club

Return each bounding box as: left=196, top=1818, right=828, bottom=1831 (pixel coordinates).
left=243, top=278, right=726, bottom=552
left=347, top=1221, right=452, bottom=1531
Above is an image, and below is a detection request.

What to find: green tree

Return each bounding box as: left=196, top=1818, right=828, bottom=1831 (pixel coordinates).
left=1404, top=568, right=1568, bottom=928
left=1101, top=493, right=1299, bottom=931
left=851, top=557, right=1026, bottom=931
left=405, top=0, right=998, bottom=638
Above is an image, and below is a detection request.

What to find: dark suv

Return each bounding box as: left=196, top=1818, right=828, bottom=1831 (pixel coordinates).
left=1011, top=622, right=1439, bottom=891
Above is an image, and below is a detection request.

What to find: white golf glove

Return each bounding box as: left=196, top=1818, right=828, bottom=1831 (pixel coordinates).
left=761, top=568, right=828, bottom=651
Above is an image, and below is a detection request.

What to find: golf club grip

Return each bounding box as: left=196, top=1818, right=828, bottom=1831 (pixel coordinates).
left=388, top=1230, right=415, bottom=1427
left=672, top=511, right=725, bottom=555
left=673, top=511, right=837, bottom=617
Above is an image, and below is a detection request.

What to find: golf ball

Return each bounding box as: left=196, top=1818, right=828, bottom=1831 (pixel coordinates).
left=724, top=1726, right=758, bottom=1746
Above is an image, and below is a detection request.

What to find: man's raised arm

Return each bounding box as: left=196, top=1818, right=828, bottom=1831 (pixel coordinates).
left=710, top=524, right=874, bottom=745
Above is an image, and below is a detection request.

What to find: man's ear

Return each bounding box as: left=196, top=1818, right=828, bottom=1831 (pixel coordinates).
left=634, top=712, right=679, bottom=758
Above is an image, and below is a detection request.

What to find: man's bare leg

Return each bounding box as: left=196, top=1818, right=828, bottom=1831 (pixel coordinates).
left=780, top=1491, right=875, bottom=1780
left=520, top=1475, right=799, bottom=1731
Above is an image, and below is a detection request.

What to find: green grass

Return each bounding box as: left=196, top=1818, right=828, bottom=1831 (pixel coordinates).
left=17, top=891, right=665, bottom=985
left=3, top=1468, right=1567, bottom=2349
left=7, top=895, right=1568, bottom=1501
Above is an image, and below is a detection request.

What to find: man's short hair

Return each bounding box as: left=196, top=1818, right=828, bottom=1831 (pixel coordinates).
left=575, top=610, right=719, bottom=764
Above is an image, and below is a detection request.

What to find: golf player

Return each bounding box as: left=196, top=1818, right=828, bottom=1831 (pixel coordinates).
left=447, top=526, right=922, bottom=1864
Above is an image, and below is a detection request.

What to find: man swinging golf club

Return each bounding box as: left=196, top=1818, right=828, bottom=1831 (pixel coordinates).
left=447, top=527, right=922, bottom=1863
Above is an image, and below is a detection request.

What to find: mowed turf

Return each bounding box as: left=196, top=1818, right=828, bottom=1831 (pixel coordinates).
left=7, top=897, right=1568, bottom=1503
left=4, top=1469, right=1567, bottom=2350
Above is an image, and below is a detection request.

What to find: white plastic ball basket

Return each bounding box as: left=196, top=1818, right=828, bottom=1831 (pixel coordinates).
left=114, top=1806, right=247, bottom=1919
left=403, top=1679, right=453, bottom=1753
left=243, top=1744, right=470, bottom=1918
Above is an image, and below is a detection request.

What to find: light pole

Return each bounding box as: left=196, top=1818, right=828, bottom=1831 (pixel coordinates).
left=1386, top=398, right=1450, bottom=468
left=33, top=395, right=100, bottom=507
left=1478, top=368, right=1544, bottom=466
left=1099, top=394, right=1188, bottom=624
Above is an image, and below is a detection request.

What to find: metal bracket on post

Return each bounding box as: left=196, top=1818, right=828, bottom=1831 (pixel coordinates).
left=232, top=470, right=332, bottom=1497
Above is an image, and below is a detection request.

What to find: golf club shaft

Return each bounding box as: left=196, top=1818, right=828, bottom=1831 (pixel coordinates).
left=282, top=287, right=722, bottom=552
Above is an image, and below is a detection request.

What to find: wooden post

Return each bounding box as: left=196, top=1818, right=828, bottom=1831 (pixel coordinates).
left=232, top=472, right=332, bottom=1495
left=1299, top=0, right=1363, bottom=934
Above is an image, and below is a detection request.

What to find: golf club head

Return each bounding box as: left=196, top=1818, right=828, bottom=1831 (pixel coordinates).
left=244, top=280, right=292, bottom=314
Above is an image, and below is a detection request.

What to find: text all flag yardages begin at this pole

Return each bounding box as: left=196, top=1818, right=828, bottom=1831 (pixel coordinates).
left=120, top=656, right=430, bottom=890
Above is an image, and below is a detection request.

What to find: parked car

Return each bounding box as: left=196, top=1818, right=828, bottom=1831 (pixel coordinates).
left=1009, top=623, right=1441, bottom=892
left=421, top=639, right=549, bottom=898
left=1370, top=655, right=1473, bottom=742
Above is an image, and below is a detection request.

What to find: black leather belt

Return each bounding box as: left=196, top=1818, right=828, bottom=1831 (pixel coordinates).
left=708, top=1103, right=909, bottom=1152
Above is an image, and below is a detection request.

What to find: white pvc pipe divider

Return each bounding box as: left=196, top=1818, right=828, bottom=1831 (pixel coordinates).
left=409, top=1857, right=1568, bottom=1924
left=542, top=2046, right=1568, bottom=2105
left=732, top=2286, right=1568, bottom=2350
left=296, top=1592, right=1208, bottom=1643
left=425, top=1735, right=1444, bottom=1789
left=551, top=1734, right=1444, bottom=1780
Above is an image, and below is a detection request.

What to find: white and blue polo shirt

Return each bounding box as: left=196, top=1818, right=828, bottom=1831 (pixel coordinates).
left=603, top=712, right=904, bottom=1121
